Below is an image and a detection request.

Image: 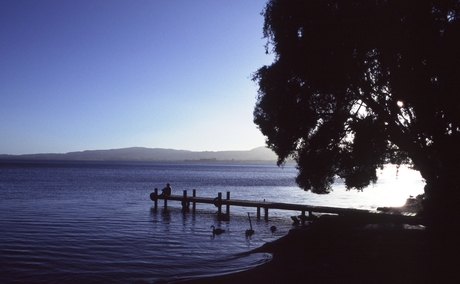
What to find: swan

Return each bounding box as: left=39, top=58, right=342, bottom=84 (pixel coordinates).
left=245, top=228, right=254, bottom=236
left=211, top=225, right=225, bottom=235
left=245, top=212, right=255, bottom=237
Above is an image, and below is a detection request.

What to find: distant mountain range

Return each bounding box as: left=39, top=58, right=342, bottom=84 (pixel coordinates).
left=0, top=146, right=279, bottom=162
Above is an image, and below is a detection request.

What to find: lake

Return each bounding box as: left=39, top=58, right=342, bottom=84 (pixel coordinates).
left=0, top=160, right=424, bottom=283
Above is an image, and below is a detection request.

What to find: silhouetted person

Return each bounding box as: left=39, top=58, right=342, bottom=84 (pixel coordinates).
left=160, top=183, right=172, bottom=196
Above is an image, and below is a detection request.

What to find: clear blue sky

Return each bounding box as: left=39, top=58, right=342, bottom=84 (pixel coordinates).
left=1, top=0, right=273, bottom=155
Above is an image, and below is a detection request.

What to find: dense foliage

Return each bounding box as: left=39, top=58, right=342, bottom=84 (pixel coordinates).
left=253, top=0, right=460, bottom=222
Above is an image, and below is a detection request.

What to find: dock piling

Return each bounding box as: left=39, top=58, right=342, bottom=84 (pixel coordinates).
left=182, top=190, right=189, bottom=211
left=226, top=191, right=230, bottom=216
left=217, top=192, right=222, bottom=216
left=192, top=189, right=196, bottom=212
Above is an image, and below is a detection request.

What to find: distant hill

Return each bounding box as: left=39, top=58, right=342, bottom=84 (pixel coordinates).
left=0, top=146, right=279, bottom=162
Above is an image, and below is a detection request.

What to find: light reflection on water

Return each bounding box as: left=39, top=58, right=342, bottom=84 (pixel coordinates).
left=0, top=161, right=424, bottom=283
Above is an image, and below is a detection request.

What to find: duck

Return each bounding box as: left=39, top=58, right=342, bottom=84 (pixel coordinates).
left=211, top=225, right=225, bottom=235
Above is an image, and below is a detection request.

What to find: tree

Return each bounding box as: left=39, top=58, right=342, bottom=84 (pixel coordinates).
left=253, top=0, right=460, bottom=229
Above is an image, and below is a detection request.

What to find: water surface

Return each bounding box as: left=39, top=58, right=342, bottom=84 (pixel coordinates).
left=0, top=160, right=424, bottom=283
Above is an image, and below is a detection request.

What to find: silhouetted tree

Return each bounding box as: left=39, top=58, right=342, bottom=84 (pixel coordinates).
left=254, top=0, right=460, bottom=229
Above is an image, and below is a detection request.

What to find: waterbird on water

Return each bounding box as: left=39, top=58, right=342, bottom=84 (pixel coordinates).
left=270, top=225, right=277, bottom=233
left=245, top=213, right=255, bottom=237
left=211, top=225, right=225, bottom=235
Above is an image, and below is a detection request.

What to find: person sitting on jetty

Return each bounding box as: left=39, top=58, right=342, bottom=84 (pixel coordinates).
left=160, top=183, right=172, bottom=196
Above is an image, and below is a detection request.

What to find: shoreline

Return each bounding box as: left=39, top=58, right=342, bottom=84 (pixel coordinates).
left=172, top=216, right=429, bottom=284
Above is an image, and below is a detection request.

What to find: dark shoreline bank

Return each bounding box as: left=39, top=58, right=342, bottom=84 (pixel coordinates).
left=172, top=216, right=430, bottom=284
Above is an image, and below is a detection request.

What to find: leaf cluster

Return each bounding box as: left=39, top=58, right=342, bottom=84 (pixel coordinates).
left=254, top=0, right=460, bottom=193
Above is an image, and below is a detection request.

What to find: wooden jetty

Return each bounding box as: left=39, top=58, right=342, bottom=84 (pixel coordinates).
left=150, top=189, right=422, bottom=225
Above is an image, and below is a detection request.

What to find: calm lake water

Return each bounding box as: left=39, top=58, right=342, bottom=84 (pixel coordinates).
left=0, top=160, right=424, bottom=283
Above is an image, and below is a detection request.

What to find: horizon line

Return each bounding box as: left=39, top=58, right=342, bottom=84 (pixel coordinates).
left=0, top=145, right=272, bottom=156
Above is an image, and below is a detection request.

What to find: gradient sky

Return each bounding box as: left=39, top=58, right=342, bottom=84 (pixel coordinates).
left=1, top=0, right=274, bottom=155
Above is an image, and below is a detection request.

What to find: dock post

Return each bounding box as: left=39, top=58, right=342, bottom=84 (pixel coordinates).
left=301, top=210, right=306, bottom=225
left=226, top=191, right=230, bottom=216
left=154, top=188, right=158, bottom=208
left=257, top=207, right=261, bottom=219
left=192, top=189, right=196, bottom=212
left=182, top=190, right=189, bottom=211
left=217, top=192, right=222, bottom=216
left=264, top=207, right=269, bottom=221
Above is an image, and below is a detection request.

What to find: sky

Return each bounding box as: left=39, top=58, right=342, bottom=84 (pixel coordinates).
left=1, top=0, right=274, bottom=155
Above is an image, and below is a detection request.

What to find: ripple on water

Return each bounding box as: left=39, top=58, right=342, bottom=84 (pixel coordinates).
left=160, top=252, right=273, bottom=283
